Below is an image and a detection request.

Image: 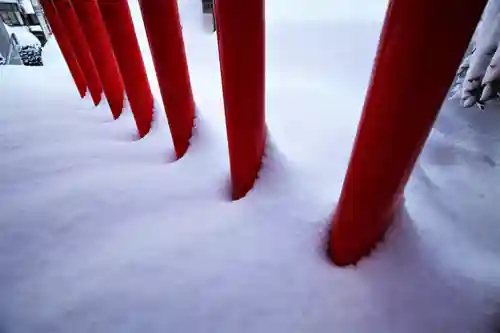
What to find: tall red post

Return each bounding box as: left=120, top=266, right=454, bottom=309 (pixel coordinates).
left=97, top=0, right=154, bottom=138
left=328, top=0, right=487, bottom=266
left=40, top=0, right=87, bottom=98
left=71, top=0, right=125, bottom=119
left=215, top=0, right=266, bottom=200
left=138, top=0, right=195, bottom=158
left=52, top=0, right=102, bottom=106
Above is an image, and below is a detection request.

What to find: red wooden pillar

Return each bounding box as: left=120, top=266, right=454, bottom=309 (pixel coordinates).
left=215, top=0, right=266, bottom=200
left=71, top=0, right=125, bottom=119
left=52, top=0, right=102, bottom=105
left=328, top=0, right=487, bottom=266
left=40, top=0, right=87, bottom=98
left=97, top=0, right=154, bottom=138
left=138, top=0, right=195, bottom=158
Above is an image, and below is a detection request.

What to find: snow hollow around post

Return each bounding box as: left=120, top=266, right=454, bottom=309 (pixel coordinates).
left=1, top=0, right=500, bottom=332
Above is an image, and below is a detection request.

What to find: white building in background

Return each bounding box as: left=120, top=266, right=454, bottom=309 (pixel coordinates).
left=0, top=0, right=50, bottom=45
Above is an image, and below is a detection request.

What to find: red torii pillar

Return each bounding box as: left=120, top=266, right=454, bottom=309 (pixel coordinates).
left=215, top=0, right=266, bottom=200
left=138, top=0, right=196, bottom=159
left=97, top=0, right=154, bottom=138
left=40, top=0, right=87, bottom=98
left=52, top=0, right=102, bottom=105
left=328, top=0, right=487, bottom=266
left=71, top=0, right=125, bottom=119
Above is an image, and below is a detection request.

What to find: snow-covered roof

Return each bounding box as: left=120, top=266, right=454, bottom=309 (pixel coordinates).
left=3, top=23, right=40, bottom=45
left=19, top=0, right=35, bottom=14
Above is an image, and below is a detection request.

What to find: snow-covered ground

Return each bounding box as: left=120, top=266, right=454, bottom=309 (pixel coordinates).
left=1, top=0, right=500, bottom=332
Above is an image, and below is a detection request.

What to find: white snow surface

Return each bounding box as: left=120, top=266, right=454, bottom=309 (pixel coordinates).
left=1, top=0, right=500, bottom=332
left=4, top=23, right=41, bottom=46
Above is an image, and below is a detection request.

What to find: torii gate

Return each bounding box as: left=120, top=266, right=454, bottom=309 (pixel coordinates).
left=39, top=0, right=486, bottom=266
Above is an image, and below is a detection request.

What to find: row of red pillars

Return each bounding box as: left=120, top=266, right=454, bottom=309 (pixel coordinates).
left=40, top=0, right=486, bottom=265
left=40, top=0, right=265, bottom=194
left=40, top=0, right=193, bottom=145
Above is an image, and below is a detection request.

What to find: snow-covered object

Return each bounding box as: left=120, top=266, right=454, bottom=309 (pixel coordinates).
left=480, top=39, right=500, bottom=102
left=18, top=44, right=43, bottom=66
left=449, top=45, right=474, bottom=100
left=459, top=0, right=500, bottom=108
left=4, top=25, right=41, bottom=46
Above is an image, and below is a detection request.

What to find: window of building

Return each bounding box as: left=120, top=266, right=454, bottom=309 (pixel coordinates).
left=26, top=13, right=39, bottom=26
left=202, top=0, right=213, bottom=14
left=1, top=12, right=23, bottom=26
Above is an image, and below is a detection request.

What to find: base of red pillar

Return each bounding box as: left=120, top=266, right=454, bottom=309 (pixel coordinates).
left=72, top=0, right=125, bottom=119
left=40, top=0, right=88, bottom=98
left=215, top=0, right=266, bottom=200
left=327, top=0, right=486, bottom=266
left=138, top=0, right=196, bottom=158
left=98, top=0, right=154, bottom=138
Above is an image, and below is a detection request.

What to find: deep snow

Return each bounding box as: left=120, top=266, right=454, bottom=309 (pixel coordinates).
left=1, top=0, right=500, bottom=332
